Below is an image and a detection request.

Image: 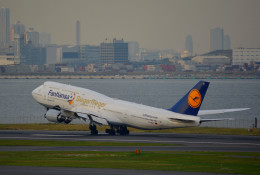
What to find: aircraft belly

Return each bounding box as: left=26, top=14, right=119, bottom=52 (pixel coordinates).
left=121, top=114, right=160, bottom=129
left=100, top=109, right=124, bottom=125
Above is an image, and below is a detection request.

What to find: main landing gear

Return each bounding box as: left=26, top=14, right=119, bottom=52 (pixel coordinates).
left=105, top=125, right=129, bottom=136
left=89, top=124, right=130, bottom=136
left=105, top=125, right=116, bottom=135
left=89, top=124, right=98, bottom=135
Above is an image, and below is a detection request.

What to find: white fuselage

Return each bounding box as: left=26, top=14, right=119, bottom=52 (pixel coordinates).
left=32, top=82, right=200, bottom=130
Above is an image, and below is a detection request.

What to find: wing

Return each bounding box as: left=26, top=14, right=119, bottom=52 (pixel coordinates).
left=72, top=106, right=109, bottom=126
left=198, top=108, right=250, bottom=116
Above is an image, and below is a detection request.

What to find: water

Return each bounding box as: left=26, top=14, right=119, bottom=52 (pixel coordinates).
left=0, top=79, right=259, bottom=128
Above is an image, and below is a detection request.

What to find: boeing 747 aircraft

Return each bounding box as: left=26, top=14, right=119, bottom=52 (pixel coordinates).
left=32, top=81, right=249, bottom=135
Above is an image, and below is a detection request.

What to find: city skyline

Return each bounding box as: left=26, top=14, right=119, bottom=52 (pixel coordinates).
left=0, top=0, right=260, bottom=54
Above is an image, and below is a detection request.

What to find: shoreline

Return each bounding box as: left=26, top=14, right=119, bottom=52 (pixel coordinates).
left=0, top=74, right=259, bottom=79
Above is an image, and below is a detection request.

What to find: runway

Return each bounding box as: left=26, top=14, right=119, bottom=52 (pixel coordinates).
left=0, top=130, right=259, bottom=175
left=0, top=166, right=223, bottom=175
left=0, top=130, right=259, bottom=152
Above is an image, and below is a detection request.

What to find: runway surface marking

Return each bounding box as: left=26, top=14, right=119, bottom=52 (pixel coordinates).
left=33, top=134, right=85, bottom=137
left=0, top=136, right=259, bottom=146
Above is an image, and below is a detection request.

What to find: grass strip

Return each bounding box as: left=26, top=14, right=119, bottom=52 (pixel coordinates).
left=0, top=151, right=259, bottom=174
left=0, top=124, right=259, bottom=136
left=0, top=140, right=178, bottom=147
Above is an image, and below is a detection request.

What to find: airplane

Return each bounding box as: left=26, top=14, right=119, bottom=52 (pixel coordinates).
left=32, top=81, right=249, bottom=135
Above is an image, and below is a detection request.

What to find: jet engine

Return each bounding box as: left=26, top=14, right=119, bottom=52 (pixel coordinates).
left=44, top=109, right=72, bottom=124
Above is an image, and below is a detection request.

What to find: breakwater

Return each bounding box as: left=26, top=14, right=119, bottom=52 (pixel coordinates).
left=0, top=73, right=259, bottom=79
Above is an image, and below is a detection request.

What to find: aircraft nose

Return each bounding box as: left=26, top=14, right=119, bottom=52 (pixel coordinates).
left=32, top=85, right=43, bottom=99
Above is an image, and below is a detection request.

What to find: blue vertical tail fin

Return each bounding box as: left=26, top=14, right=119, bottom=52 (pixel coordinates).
left=168, top=81, right=210, bottom=116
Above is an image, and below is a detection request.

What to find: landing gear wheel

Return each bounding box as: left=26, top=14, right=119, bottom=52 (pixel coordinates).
left=91, top=130, right=98, bottom=135
left=118, top=126, right=129, bottom=136
left=111, top=129, right=116, bottom=135
left=89, top=125, right=98, bottom=135
left=105, top=128, right=116, bottom=135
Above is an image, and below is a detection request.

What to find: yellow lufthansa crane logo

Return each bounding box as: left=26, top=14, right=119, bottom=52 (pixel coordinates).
left=188, top=89, right=201, bottom=108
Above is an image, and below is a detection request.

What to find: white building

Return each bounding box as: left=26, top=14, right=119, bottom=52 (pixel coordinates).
left=192, top=55, right=230, bottom=66
left=232, top=48, right=260, bottom=65
left=46, top=45, right=62, bottom=64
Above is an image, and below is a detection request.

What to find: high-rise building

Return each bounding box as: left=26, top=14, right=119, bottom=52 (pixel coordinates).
left=185, top=35, right=193, bottom=54
left=76, top=20, right=80, bottom=46
left=100, top=41, right=114, bottom=64
left=11, top=21, right=26, bottom=42
left=210, top=28, right=224, bottom=51
left=100, top=38, right=128, bottom=64
left=0, top=7, right=10, bottom=48
left=39, top=32, right=51, bottom=46
left=80, top=45, right=100, bottom=63
left=128, top=41, right=139, bottom=59
left=26, top=28, right=39, bottom=47
left=224, top=34, right=231, bottom=50
left=14, top=34, right=25, bottom=64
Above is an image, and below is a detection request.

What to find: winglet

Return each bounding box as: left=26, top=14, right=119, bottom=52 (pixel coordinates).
left=168, top=81, right=210, bottom=116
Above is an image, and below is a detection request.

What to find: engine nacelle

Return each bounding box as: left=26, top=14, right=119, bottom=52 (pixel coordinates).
left=44, top=109, right=73, bottom=124
left=44, top=109, right=61, bottom=123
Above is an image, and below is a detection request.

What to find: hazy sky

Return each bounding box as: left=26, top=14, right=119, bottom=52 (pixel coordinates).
left=1, top=0, right=260, bottom=54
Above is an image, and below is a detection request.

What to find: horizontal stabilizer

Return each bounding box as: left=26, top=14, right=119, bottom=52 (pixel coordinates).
left=198, top=108, right=250, bottom=116
left=169, top=118, right=196, bottom=123
left=200, top=118, right=233, bottom=123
